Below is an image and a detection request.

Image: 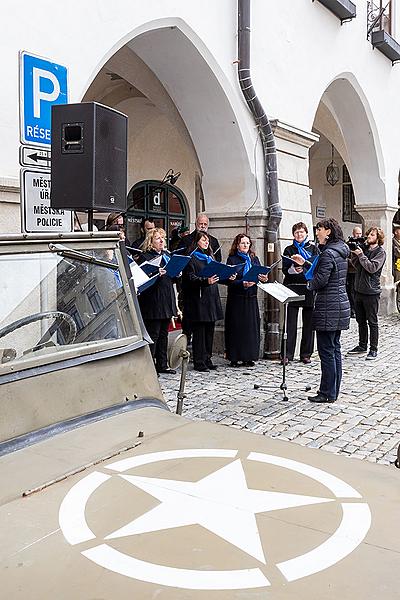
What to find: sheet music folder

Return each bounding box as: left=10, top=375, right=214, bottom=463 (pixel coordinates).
left=257, top=281, right=305, bottom=304
left=243, top=258, right=281, bottom=283
left=200, top=260, right=243, bottom=279
left=164, top=254, right=191, bottom=278
left=130, top=261, right=159, bottom=294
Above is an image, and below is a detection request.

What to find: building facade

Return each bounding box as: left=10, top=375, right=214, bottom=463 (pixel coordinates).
left=1, top=0, right=400, bottom=347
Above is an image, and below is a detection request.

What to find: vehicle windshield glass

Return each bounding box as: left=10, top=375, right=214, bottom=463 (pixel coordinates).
left=0, top=247, right=138, bottom=367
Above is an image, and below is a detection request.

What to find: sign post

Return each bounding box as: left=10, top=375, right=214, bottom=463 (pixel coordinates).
left=19, top=50, right=71, bottom=233
left=20, top=169, right=73, bottom=233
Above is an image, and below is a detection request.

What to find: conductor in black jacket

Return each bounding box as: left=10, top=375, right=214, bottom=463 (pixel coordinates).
left=292, top=218, right=350, bottom=403
left=181, top=213, right=222, bottom=262
left=137, top=227, right=177, bottom=375
left=181, top=231, right=223, bottom=372
left=282, top=222, right=319, bottom=364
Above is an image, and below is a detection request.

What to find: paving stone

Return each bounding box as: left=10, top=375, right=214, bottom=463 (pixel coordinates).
left=162, top=315, right=400, bottom=466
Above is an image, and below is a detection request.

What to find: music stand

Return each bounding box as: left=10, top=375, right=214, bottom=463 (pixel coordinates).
left=255, top=282, right=305, bottom=401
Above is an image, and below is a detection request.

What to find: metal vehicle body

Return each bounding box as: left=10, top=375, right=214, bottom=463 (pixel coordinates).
left=0, top=233, right=399, bottom=599
left=0, top=232, right=163, bottom=446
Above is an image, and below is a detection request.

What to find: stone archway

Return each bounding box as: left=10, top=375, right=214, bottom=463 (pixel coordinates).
left=313, top=73, right=385, bottom=209
left=81, top=19, right=256, bottom=226
left=310, top=73, right=396, bottom=311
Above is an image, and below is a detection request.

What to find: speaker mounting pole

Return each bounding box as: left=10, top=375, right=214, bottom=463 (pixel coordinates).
left=87, top=209, right=94, bottom=232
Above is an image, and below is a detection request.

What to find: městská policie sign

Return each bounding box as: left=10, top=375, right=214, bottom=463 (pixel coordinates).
left=21, top=169, right=72, bottom=233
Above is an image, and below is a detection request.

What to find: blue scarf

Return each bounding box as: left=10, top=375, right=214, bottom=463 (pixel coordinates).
left=304, top=255, right=319, bottom=281
left=192, top=250, right=212, bottom=264
left=293, top=237, right=319, bottom=281
left=293, top=237, right=312, bottom=261
left=237, top=250, right=252, bottom=275
left=161, top=252, right=170, bottom=267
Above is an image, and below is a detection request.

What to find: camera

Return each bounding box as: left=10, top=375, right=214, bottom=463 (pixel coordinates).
left=347, top=236, right=366, bottom=251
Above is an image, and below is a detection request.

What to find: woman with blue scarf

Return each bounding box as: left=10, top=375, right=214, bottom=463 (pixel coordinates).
left=182, top=231, right=223, bottom=372
left=225, top=234, right=267, bottom=367
left=282, top=222, right=319, bottom=365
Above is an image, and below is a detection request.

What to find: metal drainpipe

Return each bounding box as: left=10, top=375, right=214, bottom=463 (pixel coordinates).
left=237, top=0, right=283, bottom=357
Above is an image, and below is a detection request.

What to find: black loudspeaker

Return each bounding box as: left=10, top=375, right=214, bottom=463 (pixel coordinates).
left=51, top=102, right=128, bottom=212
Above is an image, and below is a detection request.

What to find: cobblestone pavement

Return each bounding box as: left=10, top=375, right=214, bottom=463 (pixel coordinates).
left=160, top=314, right=400, bottom=466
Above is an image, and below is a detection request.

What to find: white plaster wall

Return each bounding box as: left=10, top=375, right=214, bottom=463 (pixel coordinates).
left=251, top=0, right=400, bottom=206
left=1, top=0, right=400, bottom=229
left=116, top=96, right=200, bottom=221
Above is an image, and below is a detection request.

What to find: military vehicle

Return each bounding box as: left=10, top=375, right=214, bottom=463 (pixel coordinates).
left=1, top=232, right=398, bottom=599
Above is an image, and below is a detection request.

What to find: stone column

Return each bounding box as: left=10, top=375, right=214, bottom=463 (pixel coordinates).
left=208, top=120, right=319, bottom=356
left=355, top=203, right=398, bottom=314
left=271, top=119, right=319, bottom=255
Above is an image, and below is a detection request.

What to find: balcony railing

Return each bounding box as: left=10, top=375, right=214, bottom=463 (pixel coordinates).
left=367, top=0, right=392, bottom=35
left=368, top=1, right=400, bottom=64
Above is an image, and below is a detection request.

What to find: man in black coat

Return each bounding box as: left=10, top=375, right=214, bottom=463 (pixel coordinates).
left=348, top=226, right=386, bottom=360
left=181, top=213, right=222, bottom=262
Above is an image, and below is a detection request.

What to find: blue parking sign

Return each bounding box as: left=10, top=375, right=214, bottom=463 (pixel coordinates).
left=20, top=51, right=68, bottom=147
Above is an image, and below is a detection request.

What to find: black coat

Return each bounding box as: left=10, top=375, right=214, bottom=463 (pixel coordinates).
left=137, top=250, right=177, bottom=320
left=308, top=240, right=350, bottom=331
left=352, top=245, right=386, bottom=295
left=181, top=255, right=223, bottom=322
left=282, top=241, right=319, bottom=307
left=225, top=254, right=261, bottom=361
left=182, top=230, right=222, bottom=262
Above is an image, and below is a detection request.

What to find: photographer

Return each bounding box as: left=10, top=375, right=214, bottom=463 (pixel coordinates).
left=348, top=227, right=386, bottom=359
left=346, top=226, right=363, bottom=318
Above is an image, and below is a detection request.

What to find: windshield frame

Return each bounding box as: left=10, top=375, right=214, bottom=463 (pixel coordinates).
left=0, top=234, right=147, bottom=380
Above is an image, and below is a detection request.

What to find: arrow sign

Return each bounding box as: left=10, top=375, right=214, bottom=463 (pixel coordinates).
left=28, top=152, right=50, bottom=163
left=20, top=145, right=51, bottom=168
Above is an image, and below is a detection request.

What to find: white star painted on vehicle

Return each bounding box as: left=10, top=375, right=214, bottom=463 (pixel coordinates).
left=105, top=459, right=334, bottom=563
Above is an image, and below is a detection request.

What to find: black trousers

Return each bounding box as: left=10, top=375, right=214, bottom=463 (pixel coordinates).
left=191, top=321, right=215, bottom=369
left=354, top=293, right=380, bottom=351
left=144, top=318, right=169, bottom=371
left=346, top=272, right=356, bottom=316
left=283, top=304, right=314, bottom=360
left=316, top=330, right=342, bottom=400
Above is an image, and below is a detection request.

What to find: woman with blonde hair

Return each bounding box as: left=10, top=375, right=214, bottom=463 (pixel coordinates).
left=137, top=228, right=177, bottom=375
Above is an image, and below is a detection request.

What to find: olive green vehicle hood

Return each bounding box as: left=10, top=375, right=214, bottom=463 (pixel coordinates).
left=1, top=407, right=399, bottom=600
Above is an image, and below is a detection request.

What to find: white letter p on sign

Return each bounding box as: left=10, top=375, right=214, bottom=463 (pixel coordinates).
left=32, top=68, right=61, bottom=118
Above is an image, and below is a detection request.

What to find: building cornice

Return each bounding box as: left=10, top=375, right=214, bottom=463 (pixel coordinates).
left=270, top=119, right=320, bottom=148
